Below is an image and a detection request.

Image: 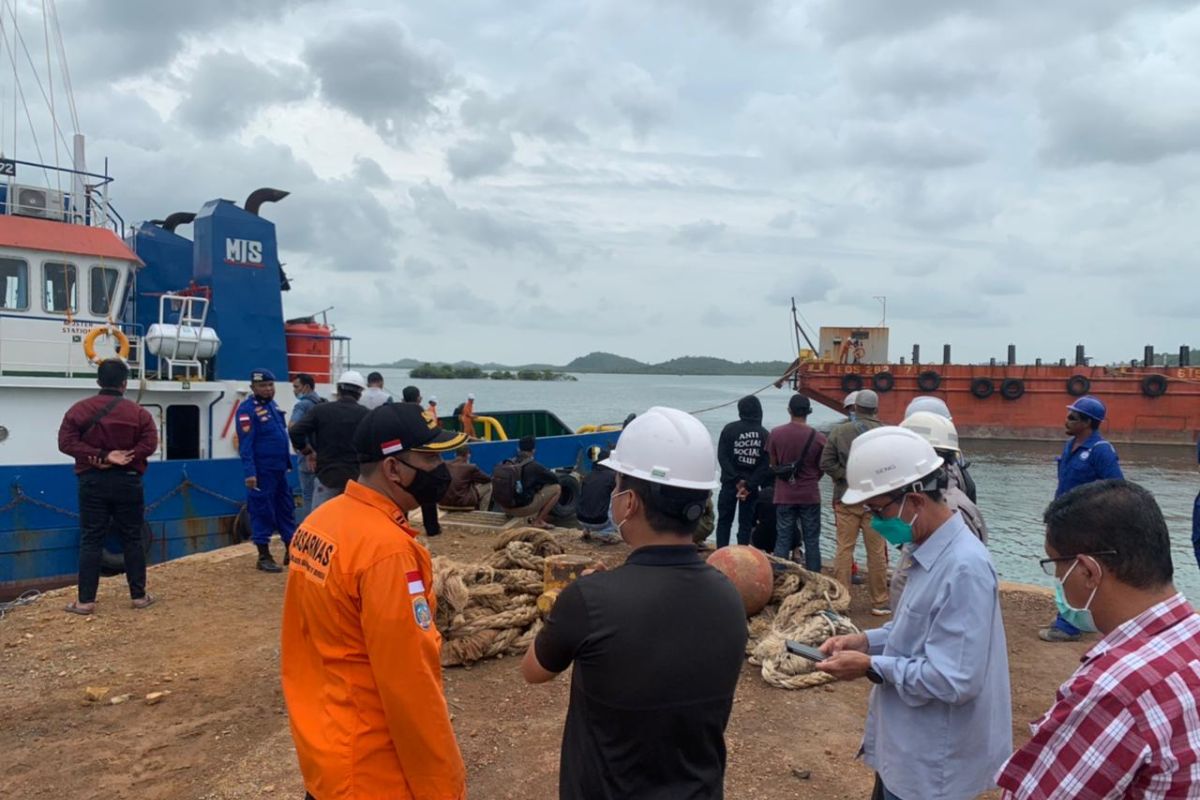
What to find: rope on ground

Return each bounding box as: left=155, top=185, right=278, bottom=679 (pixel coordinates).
left=686, top=366, right=797, bottom=416
left=434, top=527, right=561, bottom=667
left=0, top=590, right=42, bottom=622
left=747, top=556, right=860, bottom=690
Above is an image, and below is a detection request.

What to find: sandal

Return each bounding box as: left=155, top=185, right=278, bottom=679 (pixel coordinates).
left=131, top=594, right=156, bottom=610
left=64, top=601, right=95, bottom=616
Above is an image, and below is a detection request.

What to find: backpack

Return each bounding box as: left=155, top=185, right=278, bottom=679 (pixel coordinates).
left=490, top=459, right=524, bottom=508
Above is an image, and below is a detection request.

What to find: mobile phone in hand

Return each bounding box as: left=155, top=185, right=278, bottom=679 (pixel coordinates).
left=784, top=639, right=826, bottom=662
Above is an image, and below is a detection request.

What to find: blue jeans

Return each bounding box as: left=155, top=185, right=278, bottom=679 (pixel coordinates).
left=298, top=469, right=315, bottom=521
left=773, top=503, right=822, bottom=572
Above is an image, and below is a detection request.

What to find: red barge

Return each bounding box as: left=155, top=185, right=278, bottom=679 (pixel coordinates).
left=790, top=327, right=1200, bottom=446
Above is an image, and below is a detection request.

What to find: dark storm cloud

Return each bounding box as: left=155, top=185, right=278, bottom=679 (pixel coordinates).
left=173, top=51, right=312, bottom=138
left=302, top=17, right=455, bottom=144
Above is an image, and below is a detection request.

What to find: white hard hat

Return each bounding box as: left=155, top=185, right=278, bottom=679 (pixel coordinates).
left=467, top=393, right=475, bottom=401
left=429, top=396, right=438, bottom=404
left=841, top=426, right=945, bottom=505
left=904, top=395, right=952, bottom=420
left=600, top=406, right=718, bottom=490
left=843, top=391, right=859, bottom=408
left=337, top=370, right=367, bottom=389
left=900, top=411, right=960, bottom=453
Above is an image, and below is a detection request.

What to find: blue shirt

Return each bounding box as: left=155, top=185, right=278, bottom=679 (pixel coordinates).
left=290, top=392, right=322, bottom=471
left=863, top=512, right=1013, bottom=800
left=236, top=395, right=291, bottom=478
left=1055, top=431, right=1123, bottom=498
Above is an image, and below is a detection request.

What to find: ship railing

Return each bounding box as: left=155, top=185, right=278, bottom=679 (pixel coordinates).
left=0, top=312, right=145, bottom=379
left=0, top=158, right=124, bottom=237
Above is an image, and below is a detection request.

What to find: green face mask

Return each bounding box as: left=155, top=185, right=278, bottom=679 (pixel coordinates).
left=871, top=495, right=917, bottom=546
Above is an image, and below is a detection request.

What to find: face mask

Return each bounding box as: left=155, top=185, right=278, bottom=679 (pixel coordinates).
left=400, top=461, right=452, bottom=505
left=871, top=495, right=918, bottom=546
left=611, top=489, right=633, bottom=540
left=1053, top=559, right=1100, bottom=633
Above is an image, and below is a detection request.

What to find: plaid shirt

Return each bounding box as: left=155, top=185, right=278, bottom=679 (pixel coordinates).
left=996, top=593, right=1200, bottom=799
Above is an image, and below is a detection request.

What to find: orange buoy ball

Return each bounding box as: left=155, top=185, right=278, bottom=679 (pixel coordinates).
left=706, top=545, right=773, bottom=616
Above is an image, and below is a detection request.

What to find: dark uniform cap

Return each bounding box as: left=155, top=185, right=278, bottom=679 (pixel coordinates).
left=250, top=369, right=276, bottom=383
left=354, top=403, right=467, bottom=462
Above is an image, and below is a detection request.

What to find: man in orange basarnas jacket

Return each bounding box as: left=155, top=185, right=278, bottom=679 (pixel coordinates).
left=281, top=402, right=468, bottom=800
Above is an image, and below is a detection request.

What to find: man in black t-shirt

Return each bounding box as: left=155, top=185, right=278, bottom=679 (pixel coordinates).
left=522, top=407, right=747, bottom=799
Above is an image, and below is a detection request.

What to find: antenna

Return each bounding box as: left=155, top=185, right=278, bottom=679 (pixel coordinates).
left=872, top=295, right=886, bottom=327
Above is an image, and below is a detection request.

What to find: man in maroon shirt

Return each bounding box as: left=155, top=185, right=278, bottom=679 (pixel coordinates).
left=767, top=394, right=826, bottom=570
left=57, top=358, right=158, bottom=614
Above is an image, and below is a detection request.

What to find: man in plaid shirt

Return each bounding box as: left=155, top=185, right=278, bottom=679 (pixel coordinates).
left=997, top=479, right=1200, bottom=799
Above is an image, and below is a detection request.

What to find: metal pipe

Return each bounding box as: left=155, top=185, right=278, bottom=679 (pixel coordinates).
left=1036, top=358, right=1042, bottom=366
left=943, top=344, right=951, bottom=365
left=1007, top=344, right=1016, bottom=366
left=1075, top=344, right=1086, bottom=366
left=912, top=344, right=920, bottom=364
left=989, top=357, right=996, bottom=367
left=206, top=391, right=226, bottom=459
left=1145, top=345, right=1155, bottom=367
left=1181, top=346, right=1191, bottom=367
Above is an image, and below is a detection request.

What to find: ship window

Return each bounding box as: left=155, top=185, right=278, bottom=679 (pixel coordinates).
left=165, top=405, right=200, bottom=460
left=42, top=261, right=77, bottom=314
left=90, top=266, right=121, bottom=316
left=0, top=257, right=28, bottom=310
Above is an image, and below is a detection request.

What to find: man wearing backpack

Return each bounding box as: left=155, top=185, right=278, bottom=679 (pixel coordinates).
left=493, top=435, right=562, bottom=529
left=821, top=388, right=890, bottom=615
left=767, top=394, right=826, bottom=570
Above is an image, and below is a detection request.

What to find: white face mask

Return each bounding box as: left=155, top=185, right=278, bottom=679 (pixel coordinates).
left=611, top=489, right=633, bottom=541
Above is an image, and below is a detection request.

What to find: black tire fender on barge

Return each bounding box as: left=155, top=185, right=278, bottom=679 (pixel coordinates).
left=840, top=373, right=864, bottom=394
left=1141, top=375, right=1168, bottom=397
left=970, top=377, right=995, bottom=399
left=98, top=521, right=154, bottom=577
left=1066, top=375, right=1090, bottom=397
left=1000, top=378, right=1025, bottom=400
left=872, top=371, right=895, bottom=393
left=917, top=370, right=941, bottom=392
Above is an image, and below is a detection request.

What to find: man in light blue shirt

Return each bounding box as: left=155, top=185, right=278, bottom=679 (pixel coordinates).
left=818, top=426, right=1012, bottom=800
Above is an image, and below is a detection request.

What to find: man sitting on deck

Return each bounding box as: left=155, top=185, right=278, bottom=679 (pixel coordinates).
left=496, top=435, right=561, bottom=529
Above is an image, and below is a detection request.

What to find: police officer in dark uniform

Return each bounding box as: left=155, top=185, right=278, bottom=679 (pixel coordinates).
left=237, top=368, right=295, bottom=572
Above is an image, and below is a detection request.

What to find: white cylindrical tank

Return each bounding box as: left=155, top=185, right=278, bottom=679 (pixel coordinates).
left=145, top=324, right=221, bottom=360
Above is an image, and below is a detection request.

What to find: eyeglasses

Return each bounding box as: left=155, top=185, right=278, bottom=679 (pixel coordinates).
left=1038, top=550, right=1116, bottom=577
left=866, top=495, right=902, bottom=519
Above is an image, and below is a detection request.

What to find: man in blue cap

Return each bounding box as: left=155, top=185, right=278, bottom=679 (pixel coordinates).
left=238, top=368, right=296, bottom=572
left=1040, top=394, right=1124, bottom=641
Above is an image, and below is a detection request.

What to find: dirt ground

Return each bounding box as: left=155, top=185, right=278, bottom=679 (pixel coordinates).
left=0, top=523, right=1085, bottom=800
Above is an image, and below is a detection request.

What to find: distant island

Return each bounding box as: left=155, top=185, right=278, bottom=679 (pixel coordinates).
left=358, top=351, right=793, bottom=377
left=409, top=364, right=576, bottom=382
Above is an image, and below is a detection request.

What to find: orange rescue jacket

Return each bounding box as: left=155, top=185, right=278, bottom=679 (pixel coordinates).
left=459, top=399, right=475, bottom=437
left=281, top=480, right=466, bottom=800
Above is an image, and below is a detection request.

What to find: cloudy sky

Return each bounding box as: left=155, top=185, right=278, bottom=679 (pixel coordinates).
left=16, top=1, right=1200, bottom=365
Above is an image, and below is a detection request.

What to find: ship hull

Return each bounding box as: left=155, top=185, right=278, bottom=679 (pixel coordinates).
left=796, top=362, right=1200, bottom=446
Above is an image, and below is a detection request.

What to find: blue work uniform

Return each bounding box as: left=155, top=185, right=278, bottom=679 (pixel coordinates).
left=1055, top=431, right=1124, bottom=498
left=237, top=395, right=296, bottom=546
left=1052, top=431, right=1124, bottom=634
left=1192, top=439, right=1199, bottom=571
left=290, top=391, right=322, bottom=521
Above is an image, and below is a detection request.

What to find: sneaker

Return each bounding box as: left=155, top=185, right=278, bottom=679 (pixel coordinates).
left=870, top=605, right=892, bottom=617
left=1038, top=626, right=1080, bottom=643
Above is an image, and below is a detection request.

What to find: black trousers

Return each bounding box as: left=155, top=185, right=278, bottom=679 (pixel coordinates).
left=715, top=480, right=757, bottom=548
left=77, top=470, right=146, bottom=603
left=421, top=499, right=441, bottom=535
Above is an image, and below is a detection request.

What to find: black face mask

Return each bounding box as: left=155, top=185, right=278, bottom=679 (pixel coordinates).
left=401, top=461, right=452, bottom=505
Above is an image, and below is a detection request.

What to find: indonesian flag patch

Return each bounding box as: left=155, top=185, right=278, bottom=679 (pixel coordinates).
left=381, top=438, right=404, bottom=455
left=406, top=570, right=425, bottom=595
left=238, top=414, right=251, bottom=434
